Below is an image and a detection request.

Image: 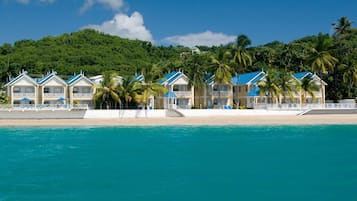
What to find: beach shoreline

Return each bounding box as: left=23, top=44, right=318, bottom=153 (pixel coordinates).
left=0, top=114, right=356, bottom=127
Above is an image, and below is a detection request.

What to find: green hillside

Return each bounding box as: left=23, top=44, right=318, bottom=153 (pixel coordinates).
left=0, top=17, right=356, bottom=100
left=0, top=29, right=189, bottom=80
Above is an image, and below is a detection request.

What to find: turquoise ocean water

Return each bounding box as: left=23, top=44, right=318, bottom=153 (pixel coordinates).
left=0, top=125, right=357, bottom=201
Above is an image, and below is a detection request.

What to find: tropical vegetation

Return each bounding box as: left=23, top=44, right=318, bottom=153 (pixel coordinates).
left=0, top=16, right=356, bottom=107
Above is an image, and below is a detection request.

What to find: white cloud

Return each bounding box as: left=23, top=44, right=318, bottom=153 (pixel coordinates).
left=80, top=0, right=124, bottom=13
left=84, top=12, right=153, bottom=42
left=163, top=31, right=236, bottom=47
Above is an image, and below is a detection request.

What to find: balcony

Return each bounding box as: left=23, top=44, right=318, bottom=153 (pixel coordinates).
left=43, top=93, right=65, bottom=98
left=13, top=93, right=36, bottom=98
left=73, top=93, right=93, bottom=99
left=174, top=91, right=192, bottom=97
left=211, top=91, right=231, bottom=97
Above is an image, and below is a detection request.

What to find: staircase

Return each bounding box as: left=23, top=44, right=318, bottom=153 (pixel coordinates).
left=166, top=109, right=185, bottom=117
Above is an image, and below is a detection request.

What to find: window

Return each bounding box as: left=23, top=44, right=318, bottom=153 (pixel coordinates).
left=44, top=87, right=50, bottom=93
left=82, top=87, right=91, bottom=93
left=73, top=87, right=79, bottom=94
left=14, top=87, right=21, bottom=93
left=25, top=87, right=34, bottom=93
left=173, top=85, right=189, bottom=91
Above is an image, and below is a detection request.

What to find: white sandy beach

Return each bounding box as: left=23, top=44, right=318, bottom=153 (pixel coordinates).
left=0, top=114, right=356, bottom=127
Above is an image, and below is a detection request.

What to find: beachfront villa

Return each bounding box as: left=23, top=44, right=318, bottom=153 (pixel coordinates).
left=203, top=75, right=233, bottom=109
left=5, top=70, right=327, bottom=110
left=158, top=71, right=194, bottom=109
left=232, top=71, right=266, bottom=108
left=5, top=70, right=39, bottom=105
left=37, top=71, right=67, bottom=105
left=233, top=71, right=327, bottom=109
left=5, top=70, right=95, bottom=108
left=67, top=73, right=96, bottom=107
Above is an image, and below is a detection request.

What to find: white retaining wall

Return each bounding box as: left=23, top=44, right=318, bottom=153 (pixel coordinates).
left=84, top=109, right=166, bottom=119
left=177, top=109, right=300, bottom=117
left=84, top=109, right=300, bottom=119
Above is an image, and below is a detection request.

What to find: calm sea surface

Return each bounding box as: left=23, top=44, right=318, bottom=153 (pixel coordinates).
left=0, top=125, right=356, bottom=201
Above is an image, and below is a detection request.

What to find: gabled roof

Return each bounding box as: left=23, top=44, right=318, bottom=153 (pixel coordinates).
left=160, top=71, right=188, bottom=86
left=135, top=74, right=144, bottom=82
left=67, top=73, right=95, bottom=86
left=293, top=72, right=313, bottom=80
left=37, top=71, right=67, bottom=86
left=5, top=70, right=38, bottom=87
left=232, top=71, right=265, bottom=85
left=205, top=73, right=215, bottom=85
left=293, top=72, right=327, bottom=85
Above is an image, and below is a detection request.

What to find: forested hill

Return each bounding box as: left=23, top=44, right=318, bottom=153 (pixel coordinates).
left=0, top=29, right=190, bottom=80
left=0, top=18, right=356, bottom=100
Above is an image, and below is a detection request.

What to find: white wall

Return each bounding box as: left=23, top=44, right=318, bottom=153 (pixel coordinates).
left=84, top=109, right=300, bottom=119
left=84, top=109, right=166, bottom=118
left=178, top=109, right=300, bottom=117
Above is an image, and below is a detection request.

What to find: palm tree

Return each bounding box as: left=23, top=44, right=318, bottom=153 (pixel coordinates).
left=332, top=17, right=353, bottom=37
left=306, top=33, right=338, bottom=74
left=137, top=64, right=166, bottom=109
left=119, top=76, right=142, bottom=109
left=258, top=69, right=280, bottom=104
left=0, top=87, right=9, bottom=104
left=341, top=63, right=357, bottom=98
left=277, top=70, right=296, bottom=104
left=298, top=74, right=319, bottom=104
left=233, top=35, right=253, bottom=73
left=186, top=54, right=208, bottom=108
left=211, top=52, right=233, bottom=108
left=93, top=72, right=121, bottom=109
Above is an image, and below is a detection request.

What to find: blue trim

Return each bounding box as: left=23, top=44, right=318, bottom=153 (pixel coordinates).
left=67, top=74, right=82, bottom=85
left=135, top=74, right=144, bottom=81
left=293, top=72, right=313, bottom=80
left=232, top=71, right=263, bottom=85
left=5, top=72, right=38, bottom=86
left=247, top=86, right=261, bottom=97
left=164, top=92, right=177, bottom=98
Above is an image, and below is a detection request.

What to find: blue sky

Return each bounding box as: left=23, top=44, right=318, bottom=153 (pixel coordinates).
left=0, top=0, right=356, bottom=47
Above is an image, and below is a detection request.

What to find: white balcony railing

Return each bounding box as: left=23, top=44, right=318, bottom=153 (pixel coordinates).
left=13, top=93, right=36, bottom=98
left=73, top=93, right=93, bottom=98
left=43, top=93, right=65, bottom=98
left=0, top=104, right=89, bottom=111
left=211, top=91, right=231, bottom=97
left=253, top=103, right=357, bottom=110
left=174, top=91, right=192, bottom=97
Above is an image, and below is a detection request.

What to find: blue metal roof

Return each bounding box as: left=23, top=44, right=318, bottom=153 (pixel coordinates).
left=247, top=86, right=261, bottom=97
left=204, top=72, right=215, bottom=85
left=293, top=72, right=313, bottom=80
left=232, top=71, right=264, bottom=85
left=5, top=71, right=38, bottom=87
left=66, top=74, right=82, bottom=85
left=135, top=74, right=144, bottom=82
left=37, top=73, right=55, bottom=84
left=164, top=91, right=177, bottom=98
left=160, top=71, right=184, bottom=85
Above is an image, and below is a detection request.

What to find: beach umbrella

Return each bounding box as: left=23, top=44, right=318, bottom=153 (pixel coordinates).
left=21, top=97, right=30, bottom=102
left=57, top=97, right=66, bottom=101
